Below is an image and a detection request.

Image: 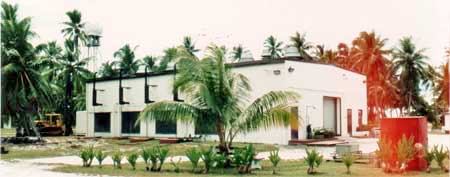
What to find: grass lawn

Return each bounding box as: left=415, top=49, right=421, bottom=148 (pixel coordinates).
left=52, top=160, right=449, bottom=177
left=0, top=128, right=16, bottom=137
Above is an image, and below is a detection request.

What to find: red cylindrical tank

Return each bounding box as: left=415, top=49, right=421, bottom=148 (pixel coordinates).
left=380, top=117, right=428, bottom=171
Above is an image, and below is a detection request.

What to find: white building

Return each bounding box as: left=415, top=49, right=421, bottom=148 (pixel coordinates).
left=76, top=57, right=368, bottom=145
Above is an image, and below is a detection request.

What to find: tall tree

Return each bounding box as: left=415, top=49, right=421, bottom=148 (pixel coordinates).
left=113, top=44, right=141, bottom=75
left=98, top=61, right=118, bottom=78
left=433, top=48, right=449, bottom=113
left=1, top=2, right=52, bottom=136
left=61, top=10, right=85, bottom=50
left=290, top=32, right=313, bottom=60
left=138, top=44, right=300, bottom=153
left=231, top=44, right=245, bottom=62
left=182, top=36, right=199, bottom=57
left=392, top=37, right=433, bottom=114
left=158, top=47, right=178, bottom=71
left=264, top=35, right=283, bottom=59
left=142, top=55, right=159, bottom=72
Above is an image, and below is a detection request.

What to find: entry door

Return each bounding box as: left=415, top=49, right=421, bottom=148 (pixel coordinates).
left=347, top=109, right=352, bottom=135
left=323, top=97, right=337, bottom=133
left=290, top=107, right=299, bottom=140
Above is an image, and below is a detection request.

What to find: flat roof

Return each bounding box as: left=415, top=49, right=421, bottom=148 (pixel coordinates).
left=87, top=57, right=363, bottom=83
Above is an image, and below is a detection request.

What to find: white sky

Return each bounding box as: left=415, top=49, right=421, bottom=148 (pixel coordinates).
left=6, top=0, right=450, bottom=70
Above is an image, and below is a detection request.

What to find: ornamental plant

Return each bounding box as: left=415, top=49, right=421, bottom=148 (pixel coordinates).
left=127, top=153, right=138, bottom=170
left=396, top=135, right=415, bottom=172
left=79, top=145, right=95, bottom=167
left=233, top=144, right=256, bottom=174
left=158, top=147, right=169, bottom=171
left=342, top=153, right=354, bottom=174
left=201, top=146, right=217, bottom=173
left=186, top=147, right=201, bottom=172
left=432, top=145, right=449, bottom=172
left=375, top=136, right=393, bottom=172
left=269, top=149, right=281, bottom=174
left=304, top=148, right=323, bottom=174
left=423, top=148, right=434, bottom=173
left=112, top=150, right=123, bottom=169
left=141, top=147, right=151, bottom=171
left=95, top=149, right=107, bottom=168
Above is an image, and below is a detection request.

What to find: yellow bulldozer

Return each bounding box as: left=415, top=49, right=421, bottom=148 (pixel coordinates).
left=34, top=113, right=64, bottom=136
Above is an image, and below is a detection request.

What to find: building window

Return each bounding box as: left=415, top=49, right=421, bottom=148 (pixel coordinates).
left=121, top=112, right=140, bottom=134
left=358, top=109, right=363, bottom=127
left=94, top=113, right=110, bottom=133
left=155, top=120, right=177, bottom=134
left=195, top=115, right=216, bottom=135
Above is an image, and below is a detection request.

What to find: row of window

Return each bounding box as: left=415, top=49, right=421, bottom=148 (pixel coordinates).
left=93, top=112, right=215, bottom=134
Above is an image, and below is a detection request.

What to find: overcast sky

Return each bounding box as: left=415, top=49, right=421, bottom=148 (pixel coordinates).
left=6, top=0, right=450, bottom=70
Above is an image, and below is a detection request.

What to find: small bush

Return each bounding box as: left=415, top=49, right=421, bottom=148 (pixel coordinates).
left=201, top=146, right=217, bottom=173
left=158, top=147, right=169, bottom=171
left=423, top=148, right=434, bottom=173
left=304, top=148, right=323, bottom=174
left=233, top=144, right=256, bottom=174
left=170, top=157, right=182, bottom=173
left=127, top=153, right=138, bottom=170
left=432, top=145, right=449, bottom=172
left=269, top=149, right=281, bottom=174
left=375, top=136, right=393, bottom=172
left=141, top=147, right=151, bottom=171
left=396, top=135, right=415, bottom=171
left=79, top=145, right=95, bottom=167
left=112, top=150, right=123, bottom=169
left=94, top=149, right=107, bottom=168
left=186, top=147, right=201, bottom=172
left=342, top=153, right=354, bottom=174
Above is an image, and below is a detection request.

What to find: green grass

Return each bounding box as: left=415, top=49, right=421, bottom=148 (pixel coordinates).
left=1, top=128, right=15, bottom=137
left=52, top=160, right=449, bottom=177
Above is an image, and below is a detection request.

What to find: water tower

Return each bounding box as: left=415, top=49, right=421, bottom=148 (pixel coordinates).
left=84, top=22, right=103, bottom=72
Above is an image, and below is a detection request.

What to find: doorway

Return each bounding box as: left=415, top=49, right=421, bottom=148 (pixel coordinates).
left=347, top=109, right=352, bottom=135
left=323, top=97, right=338, bottom=134
left=290, top=107, right=299, bottom=140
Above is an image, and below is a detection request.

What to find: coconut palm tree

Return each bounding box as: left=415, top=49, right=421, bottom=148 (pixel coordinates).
left=1, top=2, right=52, bottom=136
left=434, top=59, right=449, bottom=113
left=142, top=55, right=159, bottom=72
left=138, top=44, right=300, bottom=153
left=114, top=44, right=141, bottom=75
left=392, top=37, right=433, bottom=114
left=98, top=61, right=118, bottom=77
left=158, top=47, right=178, bottom=71
left=231, top=44, right=245, bottom=62
left=182, top=36, right=199, bottom=57
left=264, top=35, right=283, bottom=59
left=61, top=9, right=86, bottom=50
left=290, top=32, right=313, bottom=60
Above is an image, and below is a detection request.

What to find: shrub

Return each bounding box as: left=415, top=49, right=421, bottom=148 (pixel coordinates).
left=141, top=147, right=151, bottom=171
left=79, top=145, right=95, bottom=167
left=201, top=146, right=217, bottom=173
left=432, top=145, right=449, bottom=172
left=375, top=136, right=393, bottom=172
left=186, top=148, right=201, bottom=172
left=423, top=148, right=434, bottom=173
left=170, top=157, right=182, bottom=173
left=269, top=149, right=281, bottom=174
left=95, top=149, right=107, bottom=168
left=233, top=144, right=256, bottom=174
left=127, top=153, right=138, bottom=170
left=342, top=153, right=354, bottom=174
left=158, top=147, right=169, bottom=171
left=396, top=135, right=415, bottom=171
left=112, top=150, right=123, bottom=169
left=304, top=148, right=323, bottom=174
left=149, top=147, right=159, bottom=171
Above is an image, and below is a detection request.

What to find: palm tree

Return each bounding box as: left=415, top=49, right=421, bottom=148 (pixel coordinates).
left=434, top=58, right=449, bottom=113
left=61, top=10, right=85, bottom=50
left=1, top=2, right=53, bottom=136
left=114, top=44, right=141, bottom=75
left=98, top=61, right=118, bottom=77
left=182, top=36, right=199, bottom=57
left=392, top=37, right=433, bottom=114
left=231, top=44, right=245, bottom=62
left=142, top=55, right=159, bottom=72
left=290, top=32, right=313, bottom=60
left=138, top=44, right=300, bottom=153
left=35, top=41, right=63, bottom=80
left=157, top=47, right=178, bottom=71
left=264, top=35, right=283, bottom=59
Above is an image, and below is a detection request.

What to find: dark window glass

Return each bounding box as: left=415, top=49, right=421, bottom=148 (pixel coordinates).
left=121, top=112, right=140, bottom=134
left=155, top=120, right=177, bottom=134
left=94, top=113, right=110, bottom=133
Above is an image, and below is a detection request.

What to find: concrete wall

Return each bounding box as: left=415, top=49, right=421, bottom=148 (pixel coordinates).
left=78, top=60, right=367, bottom=145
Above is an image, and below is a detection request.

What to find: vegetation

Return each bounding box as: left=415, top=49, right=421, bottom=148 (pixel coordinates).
left=127, top=153, right=138, bottom=170
left=112, top=150, right=123, bottom=169
left=264, top=35, right=284, bottom=59
left=304, top=149, right=323, bottom=174
left=432, top=145, right=449, bottom=172
left=185, top=147, right=201, bottom=172
left=79, top=145, right=95, bottom=167
left=200, top=146, right=217, bottom=173
left=289, top=32, right=313, bottom=60
left=95, top=149, right=107, bottom=168
left=141, top=147, right=152, bottom=171
left=396, top=135, right=415, bottom=171
left=341, top=153, right=354, bottom=174
left=268, top=149, right=281, bottom=174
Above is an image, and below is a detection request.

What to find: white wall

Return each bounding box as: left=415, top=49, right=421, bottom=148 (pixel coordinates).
left=78, top=60, right=367, bottom=144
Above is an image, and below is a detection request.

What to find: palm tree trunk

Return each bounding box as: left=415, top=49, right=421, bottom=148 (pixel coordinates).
left=215, top=118, right=227, bottom=152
